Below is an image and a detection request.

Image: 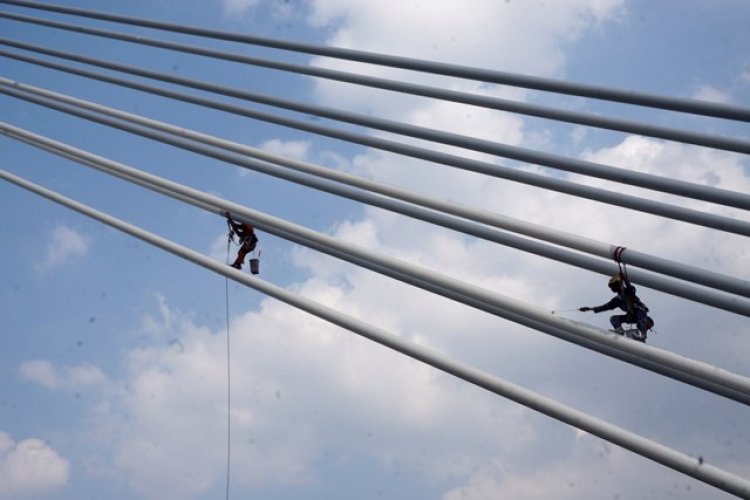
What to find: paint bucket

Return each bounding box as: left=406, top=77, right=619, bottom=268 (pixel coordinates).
left=249, top=258, right=260, bottom=275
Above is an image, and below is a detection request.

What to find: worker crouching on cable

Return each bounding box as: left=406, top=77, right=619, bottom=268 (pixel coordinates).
left=579, top=274, right=654, bottom=342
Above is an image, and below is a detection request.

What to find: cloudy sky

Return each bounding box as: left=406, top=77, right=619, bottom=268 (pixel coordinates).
left=1, top=0, right=749, bottom=498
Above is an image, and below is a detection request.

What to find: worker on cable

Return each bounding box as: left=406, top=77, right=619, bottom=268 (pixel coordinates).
left=226, top=211, right=258, bottom=270
left=579, top=274, right=654, bottom=342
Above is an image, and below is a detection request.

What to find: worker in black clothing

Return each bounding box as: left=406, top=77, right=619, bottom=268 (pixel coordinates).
left=579, top=274, right=654, bottom=342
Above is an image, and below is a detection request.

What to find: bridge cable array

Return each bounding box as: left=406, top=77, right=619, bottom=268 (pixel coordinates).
left=1, top=0, right=748, bottom=496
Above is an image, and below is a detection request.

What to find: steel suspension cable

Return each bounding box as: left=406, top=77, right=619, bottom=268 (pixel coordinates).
left=3, top=2, right=748, bottom=494
left=1, top=50, right=749, bottom=238
left=1, top=11, right=748, bottom=155
left=4, top=169, right=749, bottom=497
left=2, top=80, right=748, bottom=306
left=1, top=38, right=748, bottom=212
left=3, top=124, right=750, bottom=406
left=1, top=0, right=748, bottom=121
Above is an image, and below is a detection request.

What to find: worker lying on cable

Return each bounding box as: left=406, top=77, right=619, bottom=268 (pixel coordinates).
left=579, top=274, right=654, bottom=342
left=226, top=211, right=258, bottom=270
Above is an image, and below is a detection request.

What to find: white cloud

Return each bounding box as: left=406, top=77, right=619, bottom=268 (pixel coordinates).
left=443, top=433, right=734, bottom=500
left=237, top=139, right=313, bottom=177
left=209, top=231, right=232, bottom=262
left=237, top=139, right=310, bottom=177
left=82, top=293, right=538, bottom=499
left=221, top=0, right=259, bottom=16
left=19, top=360, right=59, bottom=389
left=36, top=225, right=89, bottom=271
left=691, top=84, right=732, bottom=104
left=67, top=364, right=109, bottom=388
left=0, top=431, right=70, bottom=497
left=259, top=139, right=311, bottom=161
left=308, top=0, right=624, bottom=71
left=306, top=0, right=626, bottom=117
left=20, top=359, right=108, bottom=391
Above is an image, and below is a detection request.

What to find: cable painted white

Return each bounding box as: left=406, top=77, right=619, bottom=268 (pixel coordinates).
left=3, top=168, right=749, bottom=498
left=3, top=123, right=750, bottom=407
left=1, top=0, right=748, bottom=121
left=2, top=81, right=748, bottom=312
left=2, top=11, right=749, bottom=155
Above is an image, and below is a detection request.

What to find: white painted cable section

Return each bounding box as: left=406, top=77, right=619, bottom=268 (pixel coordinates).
left=3, top=168, right=749, bottom=498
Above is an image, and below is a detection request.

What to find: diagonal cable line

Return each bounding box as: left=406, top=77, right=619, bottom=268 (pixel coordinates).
left=1, top=10, right=749, bottom=155
left=2, top=50, right=749, bottom=238
left=1, top=0, right=749, bottom=121
left=3, top=86, right=745, bottom=314
left=1, top=37, right=748, bottom=211
left=3, top=123, right=750, bottom=406
left=2, top=79, right=748, bottom=306
left=2, top=3, right=748, bottom=496
left=4, top=168, right=750, bottom=498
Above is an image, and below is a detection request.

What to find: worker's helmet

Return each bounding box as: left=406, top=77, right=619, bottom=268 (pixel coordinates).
left=608, top=275, right=622, bottom=288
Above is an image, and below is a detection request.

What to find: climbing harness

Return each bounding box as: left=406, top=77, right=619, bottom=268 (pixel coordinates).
left=612, top=244, right=655, bottom=337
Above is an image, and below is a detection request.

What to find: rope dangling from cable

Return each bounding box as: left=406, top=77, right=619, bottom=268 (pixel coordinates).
left=224, top=234, right=232, bottom=500
left=613, top=245, right=629, bottom=281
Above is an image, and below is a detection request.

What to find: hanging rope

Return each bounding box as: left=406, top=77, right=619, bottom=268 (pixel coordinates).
left=613, top=245, right=629, bottom=280
left=613, top=245, right=655, bottom=336
left=224, top=231, right=232, bottom=500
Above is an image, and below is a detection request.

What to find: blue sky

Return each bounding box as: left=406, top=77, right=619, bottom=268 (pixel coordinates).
left=1, top=0, right=749, bottom=498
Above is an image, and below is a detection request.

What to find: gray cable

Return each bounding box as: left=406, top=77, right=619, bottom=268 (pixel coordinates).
left=1, top=49, right=748, bottom=237
left=2, top=80, right=748, bottom=309
left=1, top=37, right=748, bottom=211
left=3, top=169, right=750, bottom=498
left=0, top=0, right=748, bottom=121
left=3, top=123, right=750, bottom=407
left=1, top=11, right=748, bottom=155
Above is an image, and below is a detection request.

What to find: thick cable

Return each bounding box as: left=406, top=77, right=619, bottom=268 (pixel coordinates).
left=3, top=125, right=750, bottom=406
left=3, top=81, right=748, bottom=307
left=10, top=136, right=750, bottom=407
left=0, top=0, right=748, bottom=121
left=1, top=51, right=749, bottom=238
left=10, top=133, right=750, bottom=405
left=4, top=169, right=750, bottom=498
left=2, top=11, right=749, bottom=155
left=1, top=39, right=748, bottom=213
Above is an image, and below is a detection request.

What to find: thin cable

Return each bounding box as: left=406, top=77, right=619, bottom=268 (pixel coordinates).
left=1, top=11, right=748, bottom=155
left=224, top=235, right=232, bottom=500
left=1, top=0, right=748, bottom=121
left=3, top=168, right=749, bottom=498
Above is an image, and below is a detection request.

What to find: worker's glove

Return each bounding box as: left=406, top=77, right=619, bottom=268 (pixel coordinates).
left=579, top=307, right=592, bottom=312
